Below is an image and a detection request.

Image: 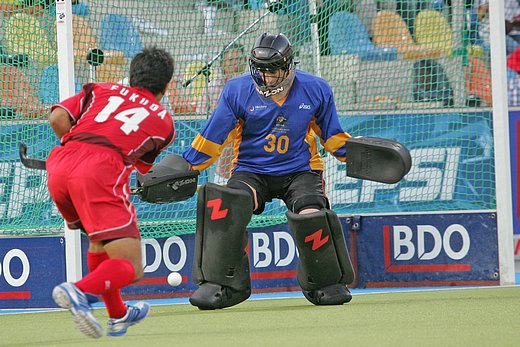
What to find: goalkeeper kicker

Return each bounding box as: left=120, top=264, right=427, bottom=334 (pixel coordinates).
left=166, top=32, right=411, bottom=309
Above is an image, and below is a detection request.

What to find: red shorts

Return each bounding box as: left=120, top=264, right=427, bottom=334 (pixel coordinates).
left=47, top=141, right=140, bottom=242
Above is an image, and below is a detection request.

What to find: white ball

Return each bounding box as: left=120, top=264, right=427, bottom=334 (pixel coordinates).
left=167, top=272, right=182, bottom=287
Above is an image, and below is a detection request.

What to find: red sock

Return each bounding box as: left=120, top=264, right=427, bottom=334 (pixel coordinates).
left=87, top=251, right=109, bottom=272
left=86, top=252, right=127, bottom=318
left=102, top=289, right=127, bottom=319
left=75, top=258, right=135, bottom=295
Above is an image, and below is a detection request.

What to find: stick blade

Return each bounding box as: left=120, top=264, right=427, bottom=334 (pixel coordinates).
left=19, top=142, right=47, bottom=170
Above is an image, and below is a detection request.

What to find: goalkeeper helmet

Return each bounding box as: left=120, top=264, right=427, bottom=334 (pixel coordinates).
left=249, top=33, right=296, bottom=97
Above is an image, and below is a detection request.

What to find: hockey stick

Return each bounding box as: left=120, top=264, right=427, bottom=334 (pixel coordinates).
left=18, top=143, right=195, bottom=198
left=19, top=49, right=106, bottom=171
left=19, top=143, right=146, bottom=195
left=19, top=142, right=46, bottom=170
left=182, top=0, right=286, bottom=88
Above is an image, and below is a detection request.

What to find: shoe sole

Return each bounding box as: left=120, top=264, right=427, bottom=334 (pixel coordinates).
left=52, top=286, right=103, bottom=339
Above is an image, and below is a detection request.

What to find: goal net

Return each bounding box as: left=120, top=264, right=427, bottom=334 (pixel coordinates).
left=0, top=0, right=498, bottom=240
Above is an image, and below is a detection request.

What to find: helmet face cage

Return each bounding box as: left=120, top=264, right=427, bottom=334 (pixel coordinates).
left=249, top=33, right=295, bottom=97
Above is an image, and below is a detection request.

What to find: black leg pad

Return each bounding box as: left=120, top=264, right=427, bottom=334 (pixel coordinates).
left=190, top=183, right=254, bottom=309
left=287, top=209, right=355, bottom=305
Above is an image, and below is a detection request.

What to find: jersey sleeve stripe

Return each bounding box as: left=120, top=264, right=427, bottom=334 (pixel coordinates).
left=192, top=133, right=222, bottom=156
left=323, top=132, right=351, bottom=161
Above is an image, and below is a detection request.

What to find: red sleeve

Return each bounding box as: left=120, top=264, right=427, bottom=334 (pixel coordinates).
left=50, top=84, right=93, bottom=122
left=135, top=161, right=153, bottom=174
left=135, top=122, right=176, bottom=174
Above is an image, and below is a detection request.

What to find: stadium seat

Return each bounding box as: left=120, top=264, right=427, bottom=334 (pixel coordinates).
left=100, top=14, right=143, bottom=58
left=71, top=15, right=126, bottom=83
left=93, top=63, right=127, bottom=83
left=183, top=61, right=211, bottom=98
left=412, top=59, right=454, bottom=107
left=39, top=64, right=81, bottom=105
left=328, top=11, right=397, bottom=61
left=371, top=10, right=442, bottom=60
left=168, top=79, right=197, bottom=115
left=5, top=12, right=57, bottom=67
left=320, top=55, right=359, bottom=111
left=0, top=66, right=44, bottom=118
left=414, top=9, right=453, bottom=58
left=72, top=15, right=125, bottom=65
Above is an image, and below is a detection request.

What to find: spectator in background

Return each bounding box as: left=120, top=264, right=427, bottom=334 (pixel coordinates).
left=316, top=0, right=352, bottom=55
left=208, top=43, right=248, bottom=181
left=507, top=47, right=520, bottom=106
left=198, top=0, right=248, bottom=35
left=385, top=0, right=418, bottom=34
left=180, top=42, right=247, bottom=116
left=478, top=0, right=520, bottom=55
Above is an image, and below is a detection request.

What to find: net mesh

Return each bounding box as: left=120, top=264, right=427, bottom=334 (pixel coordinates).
left=0, top=0, right=496, bottom=238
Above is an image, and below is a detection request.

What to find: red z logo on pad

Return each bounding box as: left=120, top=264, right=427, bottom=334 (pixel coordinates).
left=304, top=229, right=329, bottom=250
left=207, top=198, right=228, bottom=220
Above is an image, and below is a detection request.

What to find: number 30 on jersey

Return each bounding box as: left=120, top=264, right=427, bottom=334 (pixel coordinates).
left=264, top=134, right=289, bottom=154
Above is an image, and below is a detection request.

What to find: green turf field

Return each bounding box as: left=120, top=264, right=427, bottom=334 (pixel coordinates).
left=1, top=287, right=519, bottom=346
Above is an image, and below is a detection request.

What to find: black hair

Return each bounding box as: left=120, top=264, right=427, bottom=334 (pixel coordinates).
left=129, top=46, right=174, bottom=95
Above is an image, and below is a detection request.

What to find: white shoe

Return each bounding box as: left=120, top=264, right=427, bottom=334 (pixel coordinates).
left=52, top=282, right=102, bottom=339
left=106, top=302, right=150, bottom=337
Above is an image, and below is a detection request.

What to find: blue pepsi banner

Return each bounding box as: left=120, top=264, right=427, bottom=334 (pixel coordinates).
left=0, top=120, right=207, bottom=233
left=330, top=111, right=495, bottom=214
left=0, top=111, right=495, bottom=234
left=354, top=212, right=499, bottom=287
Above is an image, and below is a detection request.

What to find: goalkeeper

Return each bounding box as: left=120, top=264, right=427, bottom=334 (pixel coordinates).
left=181, top=32, right=355, bottom=310
left=47, top=47, right=175, bottom=338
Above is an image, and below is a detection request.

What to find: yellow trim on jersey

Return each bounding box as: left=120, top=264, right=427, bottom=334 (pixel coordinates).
left=191, top=122, right=242, bottom=172
left=310, top=118, right=350, bottom=162
left=310, top=120, right=322, bottom=139
left=230, top=122, right=243, bottom=172
left=191, top=133, right=220, bottom=155
left=305, top=126, right=324, bottom=171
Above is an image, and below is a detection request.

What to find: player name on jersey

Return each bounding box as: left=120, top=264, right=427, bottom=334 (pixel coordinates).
left=109, top=84, right=168, bottom=119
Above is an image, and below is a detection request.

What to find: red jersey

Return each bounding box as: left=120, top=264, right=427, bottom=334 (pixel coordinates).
left=52, top=83, right=175, bottom=174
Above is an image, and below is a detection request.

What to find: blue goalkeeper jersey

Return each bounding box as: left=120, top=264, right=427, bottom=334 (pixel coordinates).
left=183, top=69, right=351, bottom=176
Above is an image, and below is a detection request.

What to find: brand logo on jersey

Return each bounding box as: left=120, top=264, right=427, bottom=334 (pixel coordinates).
left=248, top=105, right=267, bottom=112
left=298, top=103, right=311, bottom=110
left=272, top=114, right=289, bottom=133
